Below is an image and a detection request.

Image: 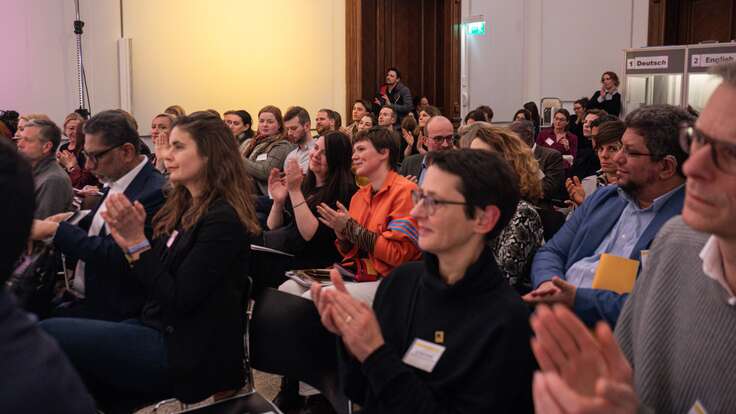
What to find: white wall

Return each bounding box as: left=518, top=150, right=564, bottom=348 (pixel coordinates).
left=0, top=0, right=120, bottom=126
left=463, top=0, right=649, bottom=122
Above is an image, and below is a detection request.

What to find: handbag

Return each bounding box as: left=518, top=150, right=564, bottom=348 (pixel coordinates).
left=6, top=243, right=61, bottom=318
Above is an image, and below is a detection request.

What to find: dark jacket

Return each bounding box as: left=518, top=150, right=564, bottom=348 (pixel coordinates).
left=53, top=161, right=166, bottom=321
left=375, top=81, right=414, bottom=121
left=587, top=90, right=622, bottom=117
left=0, top=290, right=96, bottom=413
left=398, top=153, right=423, bottom=179
left=134, top=199, right=252, bottom=403
left=534, top=145, right=565, bottom=201
left=340, top=248, right=535, bottom=413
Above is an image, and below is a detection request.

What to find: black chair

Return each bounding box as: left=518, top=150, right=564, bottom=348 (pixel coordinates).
left=249, top=288, right=351, bottom=414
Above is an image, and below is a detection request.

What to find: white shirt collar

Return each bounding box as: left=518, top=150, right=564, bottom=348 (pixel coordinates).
left=700, top=235, right=736, bottom=306
left=108, top=156, right=148, bottom=194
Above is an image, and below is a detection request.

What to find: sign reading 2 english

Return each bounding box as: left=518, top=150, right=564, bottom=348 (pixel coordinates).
left=627, top=56, right=669, bottom=70
left=691, top=53, right=736, bottom=68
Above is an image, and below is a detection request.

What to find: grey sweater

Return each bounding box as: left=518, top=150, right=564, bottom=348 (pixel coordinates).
left=615, top=216, right=736, bottom=413
left=32, top=156, right=73, bottom=219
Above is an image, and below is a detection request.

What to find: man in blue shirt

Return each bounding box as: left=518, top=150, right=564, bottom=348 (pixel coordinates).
left=523, top=105, right=693, bottom=326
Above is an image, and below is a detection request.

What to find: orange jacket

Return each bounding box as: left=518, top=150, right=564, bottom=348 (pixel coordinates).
left=338, top=171, right=421, bottom=280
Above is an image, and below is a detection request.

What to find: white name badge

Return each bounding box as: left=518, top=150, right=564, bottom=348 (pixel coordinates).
left=256, top=153, right=268, bottom=161
left=545, top=138, right=555, bottom=146
left=402, top=338, right=446, bottom=373
left=688, top=400, right=708, bottom=414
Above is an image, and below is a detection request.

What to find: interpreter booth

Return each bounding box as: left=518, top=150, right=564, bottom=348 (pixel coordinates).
left=623, top=46, right=687, bottom=115
left=686, top=42, right=736, bottom=113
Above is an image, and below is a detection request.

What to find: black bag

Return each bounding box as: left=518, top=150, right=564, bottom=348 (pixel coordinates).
left=6, top=243, right=61, bottom=318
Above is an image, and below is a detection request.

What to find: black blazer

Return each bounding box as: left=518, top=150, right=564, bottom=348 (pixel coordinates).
left=399, top=153, right=424, bottom=179
left=534, top=145, right=565, bottom=201
left=132, top=199, right=252, bottom=403
left=53, top=160, right=166, bottom=321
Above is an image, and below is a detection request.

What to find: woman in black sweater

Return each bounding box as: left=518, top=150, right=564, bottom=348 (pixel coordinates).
left=40, top=112, right=261, bottom=408
left=587, top=71, right=622, bottom=116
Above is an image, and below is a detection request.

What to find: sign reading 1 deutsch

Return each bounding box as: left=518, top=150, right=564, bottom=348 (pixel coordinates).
left=691, top=53, right=736, bottom=68
left=627, top=56, right=669, bottom=70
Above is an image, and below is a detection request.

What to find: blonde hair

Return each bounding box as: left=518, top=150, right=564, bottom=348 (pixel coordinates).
left=460, top=122, right=543, bottom=201
left=20, top=113, right=51, bottom=123
left=63, top=112, right=84, bottom=130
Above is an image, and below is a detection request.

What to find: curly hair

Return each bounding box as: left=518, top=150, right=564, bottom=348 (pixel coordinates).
left=459, top=122, right=543, bottom=201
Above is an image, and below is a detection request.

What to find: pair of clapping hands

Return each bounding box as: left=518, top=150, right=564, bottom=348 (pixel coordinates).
left=530, top=304, right=638, bottom=413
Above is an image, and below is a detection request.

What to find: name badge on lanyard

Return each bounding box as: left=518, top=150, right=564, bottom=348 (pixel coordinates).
left=166, top=230, right=179, bottom=248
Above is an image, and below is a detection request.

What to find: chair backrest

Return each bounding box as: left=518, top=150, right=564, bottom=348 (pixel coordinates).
left=540, top=97, right=563, bottom=127
left=249, top=288, right=350, bottom=413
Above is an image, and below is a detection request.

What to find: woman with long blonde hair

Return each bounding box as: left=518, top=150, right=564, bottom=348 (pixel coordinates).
left=460, top=122, right=544, bottom=293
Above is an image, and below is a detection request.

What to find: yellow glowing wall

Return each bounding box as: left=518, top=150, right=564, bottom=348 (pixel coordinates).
left=123, top=0, right=345, bottom=132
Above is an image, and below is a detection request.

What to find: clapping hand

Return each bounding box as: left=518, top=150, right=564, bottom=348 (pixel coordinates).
left=311, top=269, right=385, bottom=362
left=565, top=177, right=586, bottom=206
left=58, top=150, right=78, bottom=170
left=401, top=128, right=415, bottom=146
left=317, top=201, right=351, bottom=239
left=100, top=193, right=147, bottom=251
left=267, top=168, right=288, bottom=205
left=283, top=159, right=304, bottom=193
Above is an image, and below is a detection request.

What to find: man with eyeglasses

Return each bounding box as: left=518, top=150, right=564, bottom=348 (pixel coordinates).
left=529, top=62, right=736, bottom=414
left=16, top=119, right=73, bottom=218
left=312, top=149, right=535, bottom=413
left=399, top=115, right=455, bottom=184
left=31, top=110, right=166, bottom=321
left=523, top=104, right=692, bottom=327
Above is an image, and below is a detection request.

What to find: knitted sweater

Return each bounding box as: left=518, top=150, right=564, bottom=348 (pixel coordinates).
left=615, top=216, right=736, bottom=413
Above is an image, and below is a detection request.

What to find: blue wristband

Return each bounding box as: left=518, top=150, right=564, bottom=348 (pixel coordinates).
left=126, top=239, right=151, bottom=256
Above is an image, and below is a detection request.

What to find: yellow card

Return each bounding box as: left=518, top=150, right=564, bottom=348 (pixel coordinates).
left=591, top=253, right=639, bottom=294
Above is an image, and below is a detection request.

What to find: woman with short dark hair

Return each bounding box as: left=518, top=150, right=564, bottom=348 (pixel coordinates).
left=587, top=71, right=622, bottom=116
left=224, top=109, right=254, bottom=145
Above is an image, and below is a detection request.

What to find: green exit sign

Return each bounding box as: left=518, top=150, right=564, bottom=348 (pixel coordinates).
left=466, top=21, right=486, bottom=36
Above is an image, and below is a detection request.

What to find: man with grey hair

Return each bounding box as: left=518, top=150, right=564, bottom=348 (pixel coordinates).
left=530, top=61, right=736, bottom=414
left=16, top=118, right=73, bottom=218
left=524, top=104, right=693, bottom=327
left=511, top=120, right=564, bottom=201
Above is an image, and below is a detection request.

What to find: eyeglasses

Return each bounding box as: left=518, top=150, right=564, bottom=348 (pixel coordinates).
left=428, top=134, right=455, bottom=145
left=679, top=125, right=736, bottom=175
left=82, top=143, right=124, bottom=165
left=617, top=146, right=658, bottom=158
left=411, top=189, right=468, bottom=216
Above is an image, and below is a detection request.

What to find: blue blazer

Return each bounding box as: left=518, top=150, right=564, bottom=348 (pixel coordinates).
left=531, top=185, right=685, bottom=326
left=53, top=161, right=166, bottom=321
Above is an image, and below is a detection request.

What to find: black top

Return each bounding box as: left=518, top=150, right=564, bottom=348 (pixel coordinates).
left=0, top=291, right=96, bottom=413
left=587, top=90, right=622, bottom=117
left=340, top=248, right=535, bottom=413
left=568, top=115, right=586, bottom=149
left=133, top=199, right=252, bottom=403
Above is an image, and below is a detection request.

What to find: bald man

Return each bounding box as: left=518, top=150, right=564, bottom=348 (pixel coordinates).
left=399, top=115, right=455, bottom=184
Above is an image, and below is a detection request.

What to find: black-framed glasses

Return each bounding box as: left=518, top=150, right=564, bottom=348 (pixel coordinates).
left=428, top=134, right=455, bottom=145
left=82, top=143, right=124, bottom=165
left=679, top=125, right=736, bottom=175
left=411, top=189, right=468, bottom=216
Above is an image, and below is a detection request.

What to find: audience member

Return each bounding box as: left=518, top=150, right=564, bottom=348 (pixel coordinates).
left=463, top=109, right=488, bottom=125
left=377, top=105, right=397, bottom=129
left=373, top=67, right=413, bottom=124
left=566, top=120, right=625, bottom=206
left=312, top=149, right=535, bottom=413
left=399, top=115, right=454, bottom=184
left=476, top=104, right=494, bottom=123
left=586, top=71, right=622, bottom=117
left=510, top=120, right=564, bottom=202
left=241, top=105, right=293, bottom=196
left=315, top=108, right=339, bottom=137
left=413, top=105, right=441, bottom=155
left=358, top=113, right=377, bottom=133
left=40, top=111, right=261, bottom=408
left=282, top=106, right=315, bottom=173
left=57, top=118, right=99, bottom=190
left=0, top=139, right=97, bottom=413
left=14, top=113, right=51, bottom=140
left=460, top=123, right=544, bottom=293
left=224, top=109, right=255, bottom=145
left=399, top=113, right=418, bottom=158
left=316, top=126, right=421, bottom=304
left=568, top=97, right=589, bottom=141
left=31, top=110, right=166, bottom=321
left=60, top=112, right=84, bottom=149
left=164, top=105, right=186, bottom=117
left=16, top=118, right=73, bottom=218
left=569, top=110, right=615, bottom=181
left=536, top=109, right=578, bottom=172
left=514, top=109, right=532, bottom=122
left=0, top=109, right=19, bottom=140
left=524, top=104, right=693, bottom=326
left=346, top=100, right=371, bottom=139
left=524, top=101, right=541, bottom=137
left=150, top=112, right=176, bottom=173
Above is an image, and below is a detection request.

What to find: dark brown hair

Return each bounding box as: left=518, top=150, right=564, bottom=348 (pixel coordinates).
left=353, top=126, right=400, bottom=171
